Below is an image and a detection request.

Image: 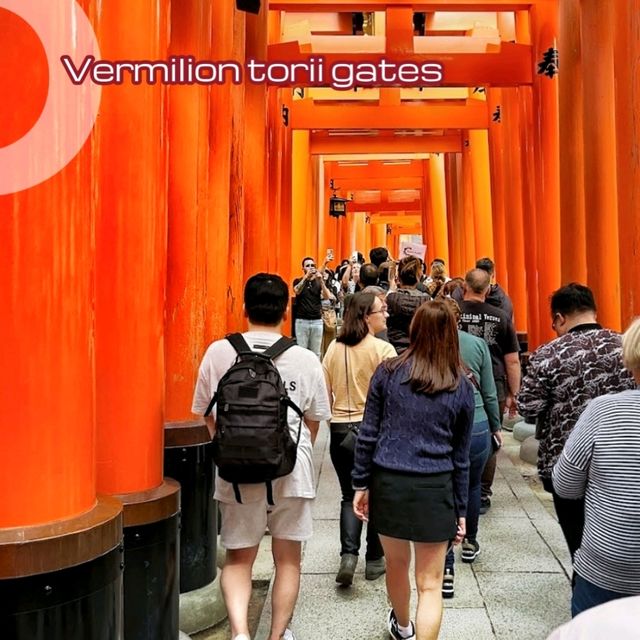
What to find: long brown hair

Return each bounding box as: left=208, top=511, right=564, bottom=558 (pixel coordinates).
left=337, top=292, right=376, bottom=346
left=385, top=299, right=461, bottom=393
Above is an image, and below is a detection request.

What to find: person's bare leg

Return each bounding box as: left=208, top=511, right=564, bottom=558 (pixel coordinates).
left=268, top=538, right=302, bottom=640
left=413, top=541, right=448, bottom=640
left=221, top=546, right=260, bottom=638
left=379, top=535, right=412, bottom=627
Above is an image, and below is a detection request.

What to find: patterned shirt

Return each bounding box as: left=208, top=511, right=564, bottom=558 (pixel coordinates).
left=517, top=324, right=635, bottom=482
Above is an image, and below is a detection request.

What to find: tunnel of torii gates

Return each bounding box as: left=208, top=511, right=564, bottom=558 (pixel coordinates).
left=1, top=0, right=640, bottom=638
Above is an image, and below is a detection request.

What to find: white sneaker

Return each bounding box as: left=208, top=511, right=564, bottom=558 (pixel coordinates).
left=232, top=635, right=250, bottom=640
left=282, top=629, right=297, bottom=640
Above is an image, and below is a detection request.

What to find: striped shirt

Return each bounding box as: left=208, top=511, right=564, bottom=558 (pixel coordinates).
left=552, top=390, right=640, bottom=594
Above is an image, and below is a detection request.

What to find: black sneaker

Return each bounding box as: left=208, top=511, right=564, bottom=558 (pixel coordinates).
left=461, top=538, right=480, bottom=563
left=442, top=568, right=454, bottom=599
left=387, top=608, right=416, bottom=640
left=479, top=497, right=491, bottom=514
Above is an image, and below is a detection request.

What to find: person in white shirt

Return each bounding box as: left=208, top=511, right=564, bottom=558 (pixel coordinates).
left=192, top=273, right=331, bottom=640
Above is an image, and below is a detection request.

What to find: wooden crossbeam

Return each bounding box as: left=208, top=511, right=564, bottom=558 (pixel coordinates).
left=270, top=0, right=543, bottom=12
left=292, top=99, right=489, bottom=129
left=311, top=133, right=462, bottom=154
left=267, top=42, right=532, bottom=87
left=349, top=201, right=421, bottom=212
left=329, top=161, right=423, bottom=179
left=334, top=176, right=423, bottom=189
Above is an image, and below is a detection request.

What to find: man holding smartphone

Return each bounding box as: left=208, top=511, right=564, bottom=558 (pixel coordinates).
left=293, top=256, right=333, bottom=358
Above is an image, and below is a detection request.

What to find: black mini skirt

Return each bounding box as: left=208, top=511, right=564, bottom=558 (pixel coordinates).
left=369, top=467, right=457, bottom=543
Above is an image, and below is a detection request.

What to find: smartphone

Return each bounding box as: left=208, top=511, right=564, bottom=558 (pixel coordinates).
left=326, top=248, right=334, bottom=262
left=350, top=250, right=359, bottom=264
left=491, top=433, right=502, bottom=452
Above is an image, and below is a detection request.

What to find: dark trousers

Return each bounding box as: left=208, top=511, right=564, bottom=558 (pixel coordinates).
left=542, top=477, right=585, bottom=560
left=572, top=574, right=630, bottom=618
left=329, top=423, right=384, bottom=561
left=446, top=422, right=491, bottom=570
left=480, top=393, right=506, bottom=499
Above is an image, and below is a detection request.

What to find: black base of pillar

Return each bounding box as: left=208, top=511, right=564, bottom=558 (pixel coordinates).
left=165, top=421, right=217, bottom=593
left=117, top=480, right=180, bottom=640
left=0, top=545, right=123, bottom=640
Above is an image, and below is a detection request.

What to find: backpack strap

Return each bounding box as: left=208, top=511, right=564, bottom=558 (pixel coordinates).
left=204, top=391, right=218, bottom=417
left=226, top=332, right=253, bottom=355
left=265, top=480, right=275, bottom=506
left=232, top=482, right=243, bottom=504
left=263, top=336, right=296, bottom=361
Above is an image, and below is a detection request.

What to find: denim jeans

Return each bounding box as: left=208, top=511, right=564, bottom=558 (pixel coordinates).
left=329, top=423, right=384, bottom=561
left=295, top=318, right=323, bottom=358
left=572, top=574, right=630, bottom=618
left=446, top=421, right=491, bottom=571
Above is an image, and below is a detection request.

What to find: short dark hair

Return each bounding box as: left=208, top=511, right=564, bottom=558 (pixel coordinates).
left=244, top=273, right=288, bottom=325
left=551, top=283, right=596, bottom=316
left=360, top=263, right=379, bottom=287
left=337, top=292, right=377, bottom=346
left=465, top=268, right=490, bottom=294
left=301, top=256, right=315, bottom=268
left=475, top=257, right=495, bottom=275
left=369, top=247, right=389, bottom=267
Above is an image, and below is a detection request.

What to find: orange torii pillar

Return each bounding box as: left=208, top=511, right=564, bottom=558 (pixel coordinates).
left=0, top=5, right=122, bottom=636
left=519, top=86, right=541, bottom=348
left=421, top=160, right=436, bottom=264
left=445, top=154, right=464, bottom=277
left=243, top=6, right=269, bottom=277
left=164, top=0, right=219, bottom=603
left=227, top=8, right=248, bottom=331
left=487, top=88, right=509, bottom=292
left=306, top=158, right=320, bottom=257
left=206, top=2, right=235, bottom=341
left=468, top=92, right=495, bottom=261
left=291, top=129, right=311, bottom=278
left=502, top=88, right=528, bottom=333
left=461, top=136, right=478, bottom=270
left=371, top=222, right=388, bottom=257
left=429, top=154, right=450, bottom=266
left=276, top=89, right=294, bottom=288
left=580, top=0, right=621, bottom=331
left=530, top=2, right=562, bottom=343
left=94, top=2, right=180, bottom=638
left=355, top=212, right=368, bottom=255
left=558, top=0, right=587, bottom=284
left=614, top=0, right=640, bottom=328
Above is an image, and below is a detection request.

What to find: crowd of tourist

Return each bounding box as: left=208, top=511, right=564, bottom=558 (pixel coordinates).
left=191, top=247, right=640, bottom=640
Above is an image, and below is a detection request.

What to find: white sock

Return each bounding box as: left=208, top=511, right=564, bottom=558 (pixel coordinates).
left=397, top=622, right=413, bottom=638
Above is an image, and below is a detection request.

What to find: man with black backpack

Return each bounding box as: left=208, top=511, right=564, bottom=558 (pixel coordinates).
left=192, top=273, right=331, bottom=640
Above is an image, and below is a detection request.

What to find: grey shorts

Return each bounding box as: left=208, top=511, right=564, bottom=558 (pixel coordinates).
left=219, top=497, right=313, bottom=549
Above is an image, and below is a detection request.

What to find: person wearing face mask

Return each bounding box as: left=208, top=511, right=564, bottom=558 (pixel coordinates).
left=517, top=283, right=635, bottom=561
left=322, top=292, right=397, bottom=587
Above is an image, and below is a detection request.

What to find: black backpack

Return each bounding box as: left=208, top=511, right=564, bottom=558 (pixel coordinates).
left=204, top=333, right=304, bottom=504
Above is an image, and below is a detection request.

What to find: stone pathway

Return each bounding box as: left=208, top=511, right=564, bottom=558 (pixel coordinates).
left=253, top=426, right=572, bottom=640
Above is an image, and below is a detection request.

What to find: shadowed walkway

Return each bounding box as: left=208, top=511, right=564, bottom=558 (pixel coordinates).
left=254, top=426, right=572, bottom=640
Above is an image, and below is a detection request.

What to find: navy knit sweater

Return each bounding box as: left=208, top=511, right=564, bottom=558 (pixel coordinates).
left=352, top=361, right=475, bottom=517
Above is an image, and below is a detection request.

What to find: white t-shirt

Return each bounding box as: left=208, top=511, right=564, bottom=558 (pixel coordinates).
left=191, top=331, right=332, bottom=504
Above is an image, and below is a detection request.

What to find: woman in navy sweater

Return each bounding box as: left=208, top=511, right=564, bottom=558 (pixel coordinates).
left=352, top=300, right=475, bottom=640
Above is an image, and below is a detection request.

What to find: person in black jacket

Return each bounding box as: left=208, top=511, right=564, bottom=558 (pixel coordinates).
left=385, top=256, right=431, bottom=354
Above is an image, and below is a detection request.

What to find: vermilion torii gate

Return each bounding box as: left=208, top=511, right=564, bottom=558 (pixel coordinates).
left=1, top=1, right=639, bottom=639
